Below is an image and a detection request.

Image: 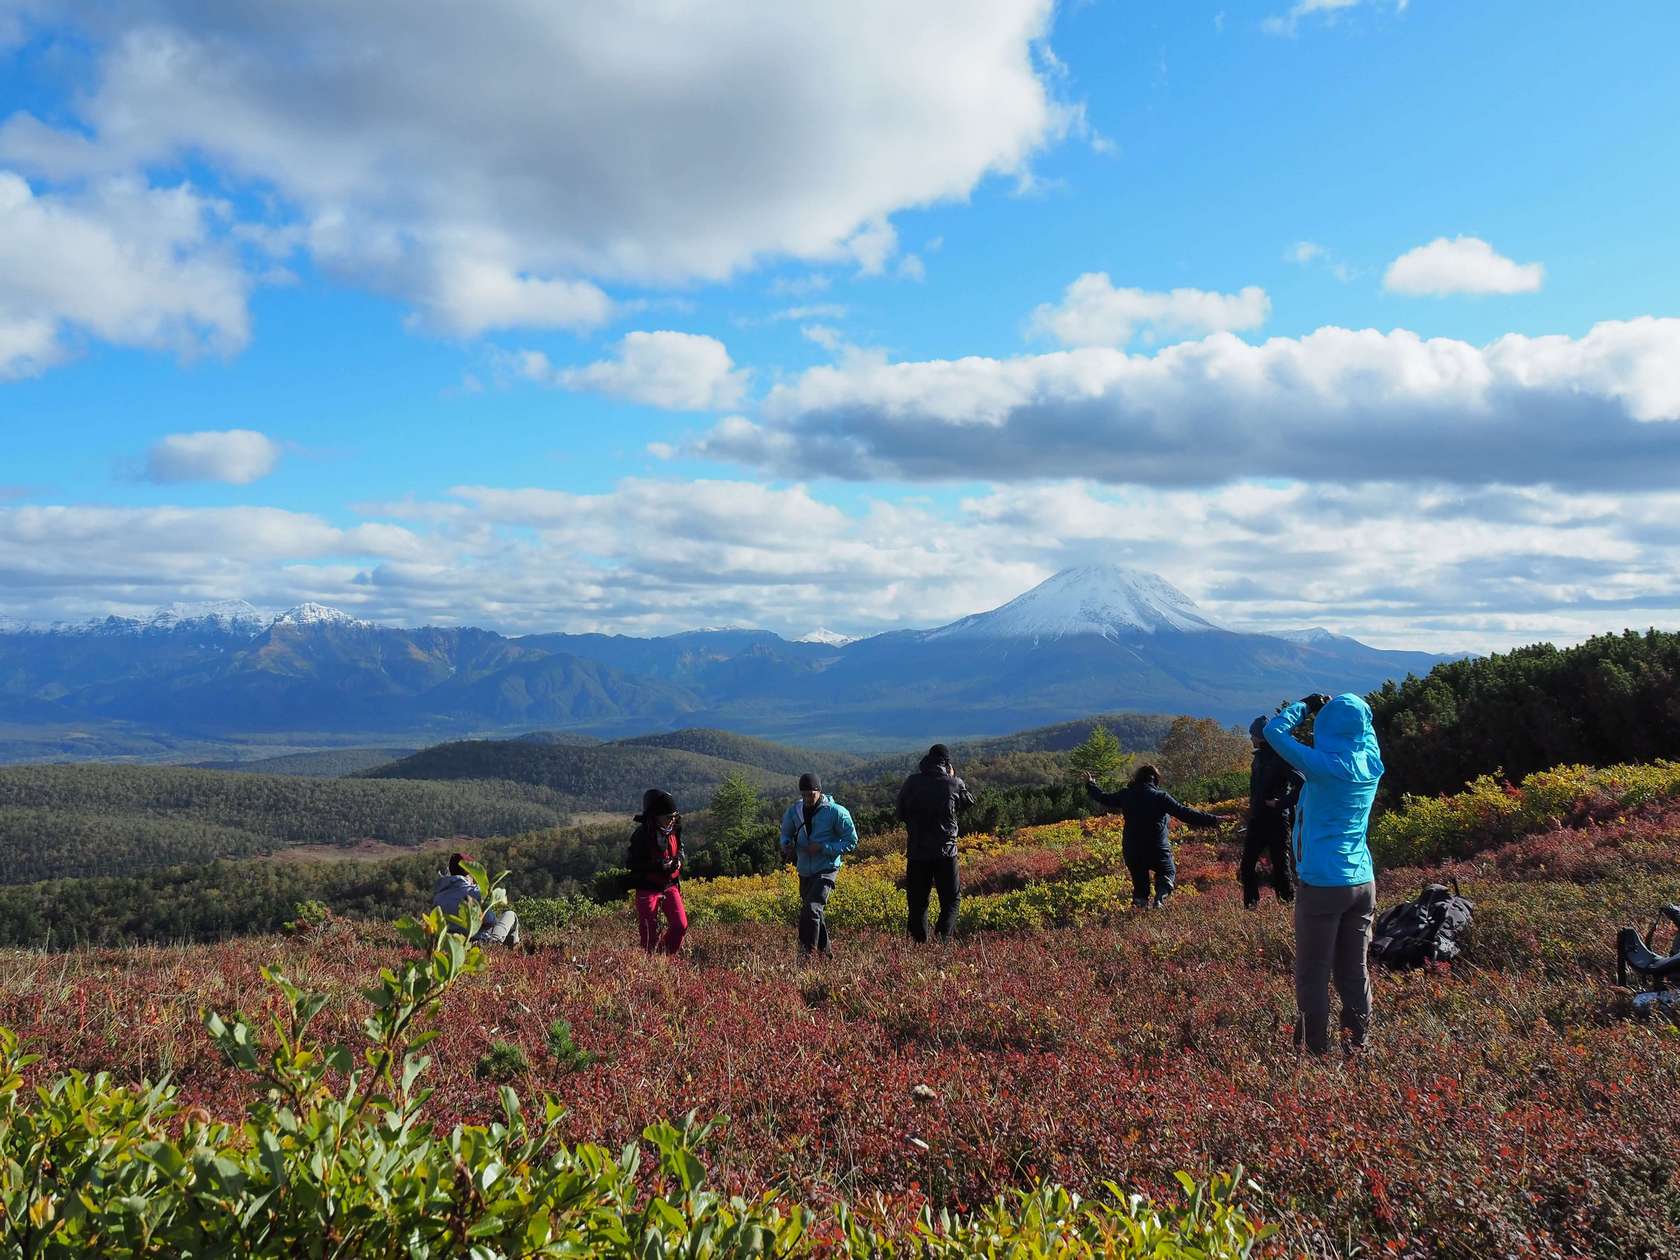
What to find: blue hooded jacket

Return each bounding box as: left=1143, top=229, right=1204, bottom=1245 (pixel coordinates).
left=779, top=795, right=859, bottom=878
left=1263, top=694, right=1385, bottom=887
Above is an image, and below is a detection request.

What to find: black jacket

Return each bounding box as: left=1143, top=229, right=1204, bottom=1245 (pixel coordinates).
left=897, top=762, right=975, bottom=861
left=625, top=817, right=685, bottom=892
left=1085, top=780, right=1221, bottom=855
left=1248, top=744, right=1304, bottom=826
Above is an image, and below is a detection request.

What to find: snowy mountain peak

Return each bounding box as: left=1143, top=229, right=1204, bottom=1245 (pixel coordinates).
left=1273, top=626, right=1347, bottom=645
left=275, top=603, right=370, bottom=628
left=145, top=600, right=271, bottom=633
left=925, top=565, right=1226, bottom=643
left=797, top=627, right=856, bottom=647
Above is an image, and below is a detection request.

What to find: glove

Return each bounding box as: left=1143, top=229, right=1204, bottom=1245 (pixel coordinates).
left=1302, top=693, right=1332, bottom=714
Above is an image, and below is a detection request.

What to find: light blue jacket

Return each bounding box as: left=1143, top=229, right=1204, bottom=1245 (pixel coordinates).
left=1263, top=695, right=1385, bottom=888
left=779, top=795, right=859, bottom=878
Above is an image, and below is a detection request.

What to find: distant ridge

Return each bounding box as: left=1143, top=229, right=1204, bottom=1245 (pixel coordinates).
left=0, top=565, right=1467, bottom=753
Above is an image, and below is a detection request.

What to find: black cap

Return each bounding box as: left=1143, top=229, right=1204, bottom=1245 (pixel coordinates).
left=1249, top=716, right=1268, bottom=740
left=642, top=787, right=677, bottom=816
left=798, top=772, right=822, bottom=793
left=926, top=743, right=951, bottom=763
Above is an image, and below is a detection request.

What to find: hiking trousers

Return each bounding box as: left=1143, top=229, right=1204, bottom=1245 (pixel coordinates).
left=1240, top=814, right=1295, bottom=908
left=799, top=871, right=837, bottom=956
left=472, top=908, right=521, bottom=947
left=1124, top=841, right=1175, bottom=908
left=1293, top=880, right=1375, bottom=1053
left=906, top=856, right=960, bottom=942
left=635, top=886, right=687, bottom=954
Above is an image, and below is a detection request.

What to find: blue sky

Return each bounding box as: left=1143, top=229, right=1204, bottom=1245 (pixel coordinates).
left=2, top=0, right=1678, bottom=649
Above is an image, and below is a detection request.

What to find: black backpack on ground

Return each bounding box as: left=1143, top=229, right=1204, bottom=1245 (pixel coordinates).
left=1370, top=882, right=1473, bottom=969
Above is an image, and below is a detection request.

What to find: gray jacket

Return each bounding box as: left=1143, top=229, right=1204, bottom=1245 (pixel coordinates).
left=432, top=872, right=500, bottom=932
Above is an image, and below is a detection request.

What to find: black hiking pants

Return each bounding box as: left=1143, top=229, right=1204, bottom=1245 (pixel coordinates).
left=1124, top=841, right=1175, bottom=908
left=1240, top=814, right=1295, bottom=908
left=906, top=856, right=960, bottom=942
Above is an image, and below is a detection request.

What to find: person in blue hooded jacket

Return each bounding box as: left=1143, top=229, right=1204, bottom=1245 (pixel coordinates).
left=779, top=772, right=859, bottom=958
left=1264, top=692, right=1385, bottom=1055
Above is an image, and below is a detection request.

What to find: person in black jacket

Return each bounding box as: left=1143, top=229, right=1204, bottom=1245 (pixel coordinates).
left=1084, top=764, right=1224, bottom=908
left=1242, top=715, right=1303, bottom=909
left=896, top=743, right=975, bottom=942
left=626, top=787, right=687, bottom=954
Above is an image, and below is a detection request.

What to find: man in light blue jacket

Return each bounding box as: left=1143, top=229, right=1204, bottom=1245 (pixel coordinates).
left=780, top=773, right=859, bottom=959
left=1264, top=693, right=1385, bottom=1055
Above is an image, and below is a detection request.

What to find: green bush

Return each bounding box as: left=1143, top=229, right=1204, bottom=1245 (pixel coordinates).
left=475, top=1039, right=531, bottom=1082
left=546, top=1018, right=599, bottom=1072
left=1370, top=760, right=1680, bottom=867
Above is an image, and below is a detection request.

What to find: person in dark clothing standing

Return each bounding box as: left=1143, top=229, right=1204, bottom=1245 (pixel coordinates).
left=626, top=787, right=687, bottom=954
left=1084, top=764, right=1224, bottom=908
left=896, top=743, right=974, bottom=942
left=1242, top=715, right=1303, bottom=909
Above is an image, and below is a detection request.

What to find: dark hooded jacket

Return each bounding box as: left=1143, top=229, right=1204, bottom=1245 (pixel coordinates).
left=896, top=751, right=975, bottom=861
left=1248, top=743, right=1304, bottom=827
left=625, top=814, right=685, bottom=893
left=1085, top=779, right=1222, bottom=858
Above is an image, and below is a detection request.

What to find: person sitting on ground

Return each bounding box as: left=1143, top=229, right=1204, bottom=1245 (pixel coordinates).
left=431, top=850, right=520, bottom=946
left=1084, top=764, right=1224, bottom=909
left=627, top=788, right=687, bottom=955
left=779, top=772, right=859, bottom=960
left=1263, top=693, right=1385, bottom=1056
left=1242, top=714, right=1303, bottom=910
left=896, top=743, right=974, bottom=943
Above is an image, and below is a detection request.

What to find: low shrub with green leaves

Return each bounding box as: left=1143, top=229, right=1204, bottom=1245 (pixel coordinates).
left=0, top=862, right=1269, bottom=1258
left=1370, top=759, right=1680, bottom=867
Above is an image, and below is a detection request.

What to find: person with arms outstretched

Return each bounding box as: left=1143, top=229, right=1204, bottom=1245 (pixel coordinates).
left=1084, top=764, right=1223, bottom=908
left=1264, top=693, right=1385, bottom=1055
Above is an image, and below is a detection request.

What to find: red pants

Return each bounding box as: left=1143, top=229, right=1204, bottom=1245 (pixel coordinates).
left=635, top=886, right=687, bottom=954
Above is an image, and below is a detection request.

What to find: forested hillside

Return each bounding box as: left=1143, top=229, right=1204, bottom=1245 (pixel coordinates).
left=1369, top=628, right=1680, bottom=797
left=0, top=764, right=568, bottom=882
left=365, top=733, right=845, bottom=810
left=192, top=747, right=418, bottom=776
left=613, top=728, right=866, bottom=777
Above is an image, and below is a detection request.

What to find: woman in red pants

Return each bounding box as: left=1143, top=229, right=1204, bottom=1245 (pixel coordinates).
left=626, top=787, right=687, bottom=954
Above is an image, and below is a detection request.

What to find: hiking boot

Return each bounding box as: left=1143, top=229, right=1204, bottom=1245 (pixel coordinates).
left=1341, top=1010, right=1369, bottom=1050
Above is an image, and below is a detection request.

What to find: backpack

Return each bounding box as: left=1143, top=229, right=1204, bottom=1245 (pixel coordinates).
left=1370, top=882, right=1473, bottom=970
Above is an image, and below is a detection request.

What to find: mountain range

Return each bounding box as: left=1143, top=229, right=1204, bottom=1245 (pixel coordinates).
left=0, top=566, right=1461, bottom=759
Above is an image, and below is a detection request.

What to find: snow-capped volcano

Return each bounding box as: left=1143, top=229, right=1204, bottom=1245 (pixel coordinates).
left=797, top=628, right=856, bottom=647
left=924, top=565, right=1227, bottom=643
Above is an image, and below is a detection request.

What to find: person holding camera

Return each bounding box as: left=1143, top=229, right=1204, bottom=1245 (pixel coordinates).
left=1263, top=693, right=1385, bottom=1055
left=626, top=787, right=687, bottom=954
left=1243, top=715, right=1303, bottom=909
left=1084, top=764, right=1224, bottom=908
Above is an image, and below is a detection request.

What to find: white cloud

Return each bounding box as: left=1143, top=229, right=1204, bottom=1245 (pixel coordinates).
left=1286, top=241, right=1325, bottom=264
left=3, top=1, right=1069, bottom=333
left=0, top=171, right=249, bottom=378
left=540, top=331, right=748, bottom=411
left=1263, top=0, right=1376, bottom=36
left=1383, top=235, right=1544, bottom=297
left=845, top=218, right=900, bottom=276
left=696, top=318, right=1680, bottom=486
left=1028, top=273, right=1270, bottom=347
left=7, top=479, right=1680, bottom=651
left=801, top=324, right=845, bottom=351
left=143, top=430, right=282, bottom=485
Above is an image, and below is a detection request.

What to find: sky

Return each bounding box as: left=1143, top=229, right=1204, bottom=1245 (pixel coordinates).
left=2, top=0, right=1679, bottom=650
